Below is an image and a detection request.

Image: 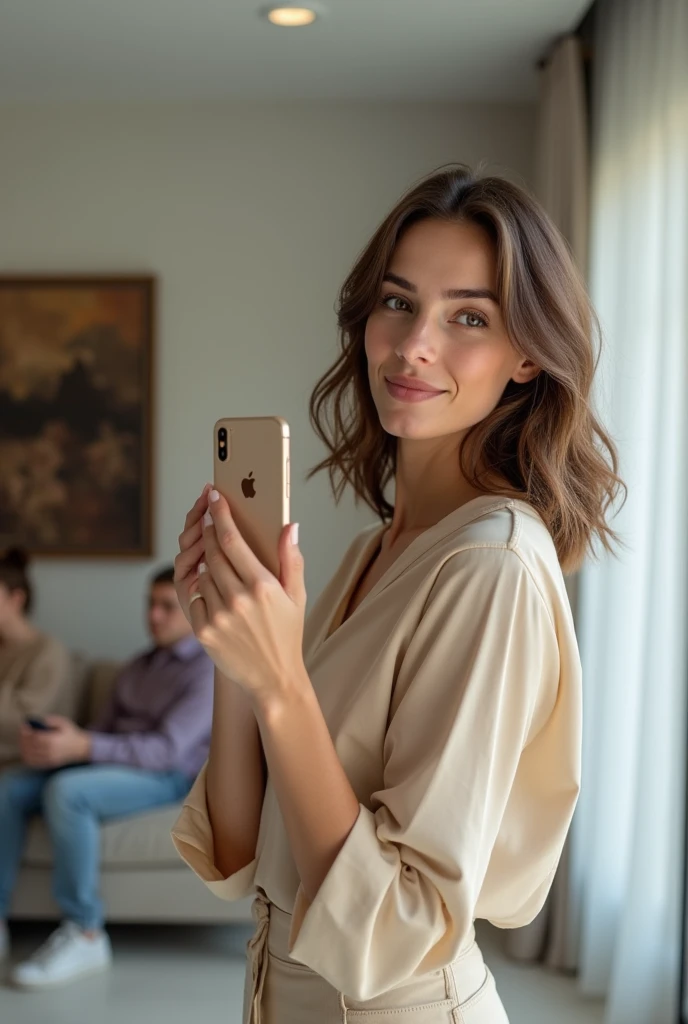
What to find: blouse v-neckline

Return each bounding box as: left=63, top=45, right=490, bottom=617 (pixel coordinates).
left=324, top=526, right=387, bottom=642
left=321, top=494, right=530, bottom=645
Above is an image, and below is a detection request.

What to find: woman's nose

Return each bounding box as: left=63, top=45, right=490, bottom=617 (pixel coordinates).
left=394, top=315, right=437, bottom=364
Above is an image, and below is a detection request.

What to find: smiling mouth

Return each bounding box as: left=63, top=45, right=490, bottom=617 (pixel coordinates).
left=385, top=374, right=444, bottom=392
left=383, top=376, right=446, bottom=403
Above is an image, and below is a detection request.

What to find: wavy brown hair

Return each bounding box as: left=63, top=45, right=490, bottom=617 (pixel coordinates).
left=309, top=164, right=624, bottom=573
left=0, top=546, right=32, bottom=613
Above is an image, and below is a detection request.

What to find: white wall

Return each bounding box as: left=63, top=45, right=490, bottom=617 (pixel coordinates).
left=0, top=101, right=536, bottom=658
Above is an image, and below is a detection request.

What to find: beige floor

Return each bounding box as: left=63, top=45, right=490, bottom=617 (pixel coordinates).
left=0, top=920, right=606, bottom=1024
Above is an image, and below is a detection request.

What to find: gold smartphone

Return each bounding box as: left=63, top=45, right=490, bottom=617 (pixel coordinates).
left=213, top=416, right=290, bottom=577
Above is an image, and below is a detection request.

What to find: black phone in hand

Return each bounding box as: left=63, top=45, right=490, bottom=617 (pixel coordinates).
left=25, top=717, right=55, bottom=731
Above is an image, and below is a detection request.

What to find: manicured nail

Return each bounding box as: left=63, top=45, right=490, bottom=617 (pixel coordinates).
left=198, top=562, right=208, bottom=574
left=291, top=523, right=299, bottom=546
left=203, top=510, right=212, bottom=528
left=209, top=489, right=220, bottom=503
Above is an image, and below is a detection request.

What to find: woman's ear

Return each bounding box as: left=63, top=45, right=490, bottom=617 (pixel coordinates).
left=512, top=360, right=541, bottom=386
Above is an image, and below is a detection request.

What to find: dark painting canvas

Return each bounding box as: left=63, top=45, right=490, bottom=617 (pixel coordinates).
left=0, top=277, right=155, bottom=556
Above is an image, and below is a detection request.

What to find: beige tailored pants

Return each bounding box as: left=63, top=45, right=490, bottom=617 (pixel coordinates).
left=243, top=894, right=510, bottom=1024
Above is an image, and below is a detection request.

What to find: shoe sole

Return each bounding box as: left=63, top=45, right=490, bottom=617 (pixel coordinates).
left=11, top=959, right=112, bottom=990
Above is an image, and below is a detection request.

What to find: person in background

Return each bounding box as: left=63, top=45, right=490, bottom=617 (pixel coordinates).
left=0, top=547, right=72, bottom=770
left=0, top=565, right=214, bottom=989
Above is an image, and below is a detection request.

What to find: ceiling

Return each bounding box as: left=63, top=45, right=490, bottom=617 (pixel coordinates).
left=0, top=0, right=592, bottom=103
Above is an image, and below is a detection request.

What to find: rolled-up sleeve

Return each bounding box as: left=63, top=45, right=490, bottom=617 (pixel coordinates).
left=287, top=546, right=579, bottom=1000
left=171, top=763, right=257, bottom=901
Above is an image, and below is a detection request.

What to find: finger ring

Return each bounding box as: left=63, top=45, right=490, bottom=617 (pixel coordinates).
left=189, top=592, right=205, bottom=606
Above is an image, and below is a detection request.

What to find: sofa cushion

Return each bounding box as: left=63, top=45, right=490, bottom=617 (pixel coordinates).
left=23, top=803, right=184, bottom=869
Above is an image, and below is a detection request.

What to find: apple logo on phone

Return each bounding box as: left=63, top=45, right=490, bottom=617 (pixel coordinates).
left=241, top=472, right=256, bottom=499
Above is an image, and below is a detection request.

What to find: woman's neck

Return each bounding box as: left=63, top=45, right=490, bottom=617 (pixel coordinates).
left=0, top=617, right=39, bottom=646
left=385, top=437, right=486, bottom=548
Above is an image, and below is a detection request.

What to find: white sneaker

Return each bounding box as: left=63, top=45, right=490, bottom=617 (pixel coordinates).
left=11, top=922, right=112, bottom=989
left=0, top=921, right=9, bottom=962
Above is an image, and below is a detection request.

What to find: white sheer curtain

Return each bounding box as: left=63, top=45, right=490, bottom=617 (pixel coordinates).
left=572, top=1, right=688, bottom=1022
left=502, top=34, right=589, bottom=970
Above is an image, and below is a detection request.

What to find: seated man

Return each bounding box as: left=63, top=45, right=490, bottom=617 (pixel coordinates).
left=0, top=566, right=213, bottom=989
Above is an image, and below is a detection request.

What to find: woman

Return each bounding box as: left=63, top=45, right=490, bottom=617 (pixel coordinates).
left=0, top=547, right=72, bottom=768
left=171, top=166, right=622, bottom=1023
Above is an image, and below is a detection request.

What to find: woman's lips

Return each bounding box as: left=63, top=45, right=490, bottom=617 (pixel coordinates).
left=384, top=376, right=445, bottom=403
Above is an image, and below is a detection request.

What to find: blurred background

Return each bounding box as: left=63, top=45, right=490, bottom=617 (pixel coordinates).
left=0, top=1, right=686, bottom=1023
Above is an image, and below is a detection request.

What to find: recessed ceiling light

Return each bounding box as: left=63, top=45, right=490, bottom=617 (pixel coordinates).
left=263, top=5, right=320, bottom=27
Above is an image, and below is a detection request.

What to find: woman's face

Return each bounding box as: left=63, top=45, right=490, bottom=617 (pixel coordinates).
left=365, top=218, right=538, bottom=443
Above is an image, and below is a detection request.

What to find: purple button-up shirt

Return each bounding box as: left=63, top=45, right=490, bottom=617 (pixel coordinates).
left=88, top=635, right=214, bottom=778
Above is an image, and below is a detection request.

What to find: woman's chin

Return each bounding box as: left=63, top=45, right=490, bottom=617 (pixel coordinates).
left=379, top=413, right=437, bottom=441
left=379, top=410, right=470, bottom=444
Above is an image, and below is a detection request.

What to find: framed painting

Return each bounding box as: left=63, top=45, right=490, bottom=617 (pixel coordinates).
left=0, top=276, right=155, bottom=557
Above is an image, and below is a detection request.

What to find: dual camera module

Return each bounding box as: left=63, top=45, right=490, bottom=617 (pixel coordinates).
left=218, top=426, right=229, bottom=462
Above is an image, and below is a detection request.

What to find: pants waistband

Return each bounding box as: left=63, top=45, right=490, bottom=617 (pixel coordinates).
left=247, top=890, right=486, bottom=1022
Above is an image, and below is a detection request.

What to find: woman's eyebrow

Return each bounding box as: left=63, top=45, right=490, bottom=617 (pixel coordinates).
left=383, top=272, right=499, bottom=305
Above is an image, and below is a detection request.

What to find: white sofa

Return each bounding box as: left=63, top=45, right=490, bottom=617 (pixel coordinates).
left=9, top=659, right=252, bottom=924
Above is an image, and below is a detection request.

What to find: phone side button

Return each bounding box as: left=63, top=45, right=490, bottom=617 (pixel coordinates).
left=286, top=459, right=290, bottom=498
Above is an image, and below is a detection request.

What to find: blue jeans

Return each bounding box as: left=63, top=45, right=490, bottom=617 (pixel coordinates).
left=0, top=764, right=191, bottom=930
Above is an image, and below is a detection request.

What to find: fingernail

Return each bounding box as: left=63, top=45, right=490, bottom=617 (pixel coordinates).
left=203, top=510, right=212, bottom=527
left=198, top=562, right=208, bottom=574
left=209, top=489, right=220, bottom=503
left=291, top=523, right=299, bottom=546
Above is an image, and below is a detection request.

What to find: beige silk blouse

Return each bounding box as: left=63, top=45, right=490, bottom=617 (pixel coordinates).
left=172, top=496, right=582, bottom=1003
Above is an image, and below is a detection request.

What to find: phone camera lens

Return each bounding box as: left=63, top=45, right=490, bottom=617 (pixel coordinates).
left=218, top=427, right=228, bottom=461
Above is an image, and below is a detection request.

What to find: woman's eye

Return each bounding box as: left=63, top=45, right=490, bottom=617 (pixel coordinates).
left=455, top=311, right=488, bottom=329
left=381, top=294, right=411, bottom=312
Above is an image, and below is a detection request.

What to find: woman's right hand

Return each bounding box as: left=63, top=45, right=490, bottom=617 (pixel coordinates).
left=174, top=484, right=212, bottom=623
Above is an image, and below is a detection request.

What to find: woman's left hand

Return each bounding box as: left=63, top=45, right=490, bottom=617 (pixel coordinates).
left=187, top=488, right=308, bottom=706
